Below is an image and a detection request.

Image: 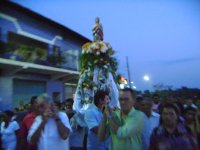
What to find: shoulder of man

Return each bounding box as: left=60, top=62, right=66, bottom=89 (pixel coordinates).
left=33, top=115, right=42, bottom=123
left=57, top=111, right=70, bottom=120
left=129, top=108, right=144, bottom=117
left=112, top=109, right=121, bottom=117
left=152, top=111, right=160, bottom=118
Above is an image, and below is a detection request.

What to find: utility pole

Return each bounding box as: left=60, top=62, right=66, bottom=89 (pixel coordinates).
left=126, top=56, right=131, bottom=88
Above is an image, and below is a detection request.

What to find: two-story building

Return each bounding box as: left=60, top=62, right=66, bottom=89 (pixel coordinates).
left=0, top=1, right=90, bottom=110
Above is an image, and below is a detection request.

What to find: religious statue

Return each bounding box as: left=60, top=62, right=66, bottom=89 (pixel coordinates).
left=73, top=17, right=120, bottom=114
left=92, top=17, right=103, bottom=41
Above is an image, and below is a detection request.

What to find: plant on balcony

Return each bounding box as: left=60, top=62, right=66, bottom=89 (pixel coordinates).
left=2, top=42, right=68, bottom=68
left=1, top=42, right=24, bottom=61
left=17, top=45, right=34, bottom=62
left=33, top=48, right=51, bottom=66
left=47, top=53, right=67, bottom=68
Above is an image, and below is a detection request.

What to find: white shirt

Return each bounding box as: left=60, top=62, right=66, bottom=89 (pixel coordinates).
left=28, top=111, right=72, bottom=150
left=142, top=112, right=160, bottom=150
left=84, top=104, right=107, bottom=150
left=184, top=104, right=197, bottom=109
left=1, top=121, right=20, bottom=150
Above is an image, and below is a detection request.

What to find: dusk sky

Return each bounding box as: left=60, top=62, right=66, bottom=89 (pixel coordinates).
left=12, top=0, right=200, bottom=91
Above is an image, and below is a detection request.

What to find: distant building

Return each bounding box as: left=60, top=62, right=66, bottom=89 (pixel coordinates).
left=0, top=1, right=90, bottom=110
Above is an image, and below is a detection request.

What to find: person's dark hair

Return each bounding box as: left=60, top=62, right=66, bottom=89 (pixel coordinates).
left=94, top=90, right=108, bottom=106
left=136, top=95, right=143, bottom=102
left=136, top=95, right=152, bottom=103
left=120, top=88, right=136, bottom=99
left=54, top=101, right=62, bottom=109
left=152, top=93, right=159, bottom=99
left=65, top=98, right=74, bottom=105
left=160, top=103, right=179, bottom=114
left=14, top=108, right=19, bottom=112
left=159, top=103, right=180, bottom=124
left=3, top=110, right=14, bottom=118
left=174, top=101, right=184, bottom=115
left=30, top=96, right=37, bottom=105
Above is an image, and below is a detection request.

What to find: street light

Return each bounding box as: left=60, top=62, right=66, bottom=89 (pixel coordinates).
left=132, top=86, right=136, bottom=89
left=143, top=75, right=150, bottom=81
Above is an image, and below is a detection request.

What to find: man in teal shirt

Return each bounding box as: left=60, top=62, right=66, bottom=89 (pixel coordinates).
left=98, top=88, right=144, bottom=150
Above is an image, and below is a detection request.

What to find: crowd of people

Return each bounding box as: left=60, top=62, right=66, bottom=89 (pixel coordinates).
left=0, top=89, right=200, bottom=150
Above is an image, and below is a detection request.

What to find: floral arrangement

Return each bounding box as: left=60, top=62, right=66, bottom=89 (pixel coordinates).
left=74, top=41, right=119, bottom=105
left=82, top=41, right=110, bottom=54
left=80, top=41, right=118, bottom=77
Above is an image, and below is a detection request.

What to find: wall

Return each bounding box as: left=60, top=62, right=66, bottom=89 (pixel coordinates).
left=47, top=80, right=64, bottom=102
left=0, top=76, right=13, bottom=110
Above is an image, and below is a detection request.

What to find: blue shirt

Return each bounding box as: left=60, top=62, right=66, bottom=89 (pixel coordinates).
left=142, top=112, right=160, bottom=150
left=84, top=104, right=107, bottom=150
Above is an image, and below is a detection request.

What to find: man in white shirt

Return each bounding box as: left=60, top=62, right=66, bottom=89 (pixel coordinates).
left=65, top=98, right=86, bottom=149
left=152, top=94, right=161, bottom=113
left=135, top=96, right=160, bottom=150
left=28, top=95, right=72, bottom=150
left=1, top=110, right=20, bottom=150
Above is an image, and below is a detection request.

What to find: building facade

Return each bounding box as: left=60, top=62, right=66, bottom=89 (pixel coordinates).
left=0, top=1, right=90, bottom=110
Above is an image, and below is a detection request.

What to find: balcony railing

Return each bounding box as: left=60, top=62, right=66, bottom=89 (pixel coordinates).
left=0, top=41, right=80, bottom=71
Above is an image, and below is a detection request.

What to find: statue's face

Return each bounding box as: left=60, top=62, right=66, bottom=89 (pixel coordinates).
left=95, top=17, right=100, bottom=23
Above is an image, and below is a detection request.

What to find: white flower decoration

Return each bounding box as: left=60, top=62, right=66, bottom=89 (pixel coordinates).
left=96, top=51, right=100, bottom=55
left=100, top=42, right=108, bottom=53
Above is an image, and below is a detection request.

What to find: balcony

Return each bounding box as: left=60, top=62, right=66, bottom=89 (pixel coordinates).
left=0, top=42, right=80, bottom=83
